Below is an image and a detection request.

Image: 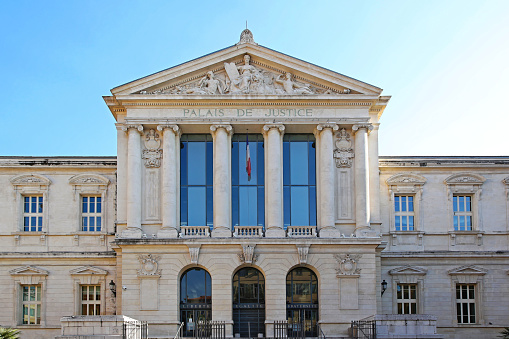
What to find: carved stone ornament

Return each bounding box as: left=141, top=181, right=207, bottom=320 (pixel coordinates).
left=237, top=28, right=256, bottom=45
left=142, top=129, right=162, bottom=168
left=187, top=244, right=201, bottom=265
left=137, top=254, right=161, bottom=276
left=238, top=244, right=258, bottom=264
left=296, top=244, right=310, bottom=265
left=334, top=253, right=362, bottom=276
left=262, top=124, right=285, bottom=136
left=334, top=128, right=355, bottom=168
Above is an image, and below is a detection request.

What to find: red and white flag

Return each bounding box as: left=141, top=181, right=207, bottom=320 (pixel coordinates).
left=246, top=134, right=251, bottom=181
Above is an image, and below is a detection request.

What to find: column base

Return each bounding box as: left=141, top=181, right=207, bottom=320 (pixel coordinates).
left=319, top=226, right=340, bottom=238
left=120, top=228, right=143, bottom=238
left=355, top=226, right=378, bottom=238
left=211, top=227, right=232, bottom=238
left=157, top=228, right=179, bottom=238
left=265, top=227, right=286, bottom=238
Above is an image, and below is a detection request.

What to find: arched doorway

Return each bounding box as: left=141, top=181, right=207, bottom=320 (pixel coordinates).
left=233, top=267, right=265, bottom=337
left=180, top=268, right=212, bottom=337
left=286, top=267, right=318, bottom=337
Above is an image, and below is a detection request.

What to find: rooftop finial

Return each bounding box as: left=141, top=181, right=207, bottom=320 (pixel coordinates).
left=238, top=27, right=256, bottom=45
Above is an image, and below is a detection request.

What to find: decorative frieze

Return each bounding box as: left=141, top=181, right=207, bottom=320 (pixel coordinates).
left=137, top=254, right=161, bottom=277
left=334, top=128, right=354, bottom=168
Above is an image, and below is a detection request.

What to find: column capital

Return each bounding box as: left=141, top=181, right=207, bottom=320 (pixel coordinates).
left=210, top=124, right=233, bottom=136
left=121, top=124, right=144, bottom=134
left=314, top=123, right=339, bottom=137
left=262, top=123, right=285, bottom=136
left=352, top=123, right=373, bottom=134
left=157, top=124, right=181, bottom=136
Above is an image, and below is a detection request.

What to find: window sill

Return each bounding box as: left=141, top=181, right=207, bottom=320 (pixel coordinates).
left=71, top=231, right=108, bottom=236
left=448, top=230, right=485, bottom=235
left=11, top=232, right=46, bottom=235
left=389, top=231, right=424, bottom=235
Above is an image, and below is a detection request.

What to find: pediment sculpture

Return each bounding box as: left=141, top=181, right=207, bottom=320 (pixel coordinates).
left=140, top=54, right=350, bottom=96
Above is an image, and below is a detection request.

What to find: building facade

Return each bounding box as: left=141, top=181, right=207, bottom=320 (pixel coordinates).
left=0, top=30, right=508, bottom=339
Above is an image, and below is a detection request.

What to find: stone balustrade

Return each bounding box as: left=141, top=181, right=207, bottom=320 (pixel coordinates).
left=180, top=226, right=211, bottom=238
left=287, top=226, right=317, bottom=237
left=234, top=226, right=264, bottom=237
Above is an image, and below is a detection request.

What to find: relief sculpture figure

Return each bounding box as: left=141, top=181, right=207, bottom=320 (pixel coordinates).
left=276, top=72, right=314, bottom=95
left=183, top=71, right=225, bottom=95
left=224, top=54, right=259, bottom=94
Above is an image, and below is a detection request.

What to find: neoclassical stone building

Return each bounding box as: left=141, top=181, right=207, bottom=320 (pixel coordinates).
left=0, top=30, right=508, bottom=339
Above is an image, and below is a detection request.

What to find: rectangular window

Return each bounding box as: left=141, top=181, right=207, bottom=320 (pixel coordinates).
left=453, top=195, right=472, bottom=231
left=397, top=284, right=417, bottom=314
left=81, top=285, right=101, bottom=315
left=180, top=135, right=213, bottom=227
left=456, top=284, right=476, bottom=324
left=23, top=196, right=43, bottom=232
left=82, top=196, right=102, bottom=232
left=283, top=135, right=316, bottom=227
left=22, top=285, right=41, bottom=325
left=394, top=195, right=414, bottom=231
left=232, top=134, right=264, bottom=227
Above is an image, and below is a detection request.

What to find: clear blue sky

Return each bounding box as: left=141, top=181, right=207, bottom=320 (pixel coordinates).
left=1, top=1, right=508, bottom=156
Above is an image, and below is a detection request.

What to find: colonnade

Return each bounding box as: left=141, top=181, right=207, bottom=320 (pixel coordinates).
left=116, top=122, right=376, bottom=238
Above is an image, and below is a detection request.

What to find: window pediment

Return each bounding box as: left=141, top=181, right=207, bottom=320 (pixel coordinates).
left=386, top=173, right=426, bottom=195
left=10, top=265, right=49, bottom=276
left=445, top=173, right=485, bottom=186
left=448, top=265, right=487, bottom=283
left=69, top=174, right=110, bottom=197
left=10, top=174, right=51, bottom=192
left=448, top=265, right=487, bottom=276
left=69, top=266, right=108, bottom=276
left=389, top=265, right=428, bottom=276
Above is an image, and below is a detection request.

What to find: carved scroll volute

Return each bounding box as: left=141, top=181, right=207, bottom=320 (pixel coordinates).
left=334, top=128, right=354, bottom=168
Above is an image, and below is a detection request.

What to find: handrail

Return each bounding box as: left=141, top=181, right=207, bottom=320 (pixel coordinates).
left=317, top=323, right=327, bottom=339
left=173, top=322, right=185, bottom=339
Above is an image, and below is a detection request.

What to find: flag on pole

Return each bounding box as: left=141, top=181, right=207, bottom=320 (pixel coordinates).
left=246, top=134, right=252, bottom=181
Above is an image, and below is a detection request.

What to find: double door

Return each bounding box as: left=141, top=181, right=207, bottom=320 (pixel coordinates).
left=287, top=309, right=318, bottom=337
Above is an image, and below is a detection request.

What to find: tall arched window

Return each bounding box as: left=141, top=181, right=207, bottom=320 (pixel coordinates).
left=286, top=267, right=318, bottom=337
left=180, top=268, right=212, bottom=337
left=232, top=267, right=265, bottom=337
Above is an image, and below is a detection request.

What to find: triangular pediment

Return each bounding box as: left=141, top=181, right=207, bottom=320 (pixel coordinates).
left=448, top=265, right=487, bottom=276
left=10, top=265, right=49, bottom=276
left=69, top=266, right=108, bottom=276
left=389, top=265, right=428, bottom=276
left=110, top=38, right=382, bottom=98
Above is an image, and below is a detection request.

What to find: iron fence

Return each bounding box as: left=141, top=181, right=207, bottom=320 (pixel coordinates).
left=195, top=320, right=226, bottom=339
left=350, top=320, right=376, bottom=339
left=122, top=319, right=148, bottom=339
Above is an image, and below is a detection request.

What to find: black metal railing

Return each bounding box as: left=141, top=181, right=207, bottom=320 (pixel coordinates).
left=273, top=320, right=311, bottom=339
left=274, top=320, right=288, bottom=339
left=195, top=320, right=225, bottom=339
left=350, top=320, right=376, bottom=339
left=123, top=319, right=148, bottom=339
left=317, top=323, right=326, bottom=339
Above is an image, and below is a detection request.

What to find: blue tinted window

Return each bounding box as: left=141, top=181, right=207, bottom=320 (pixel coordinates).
left=232, top=134, right=264, bottom=227
left=283, top=135, right=316, bottom=227
left=180, top=135, right=213, bottom=227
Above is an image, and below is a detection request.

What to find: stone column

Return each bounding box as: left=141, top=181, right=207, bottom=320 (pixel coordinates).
left=210, top=124, right=233, bottom=237
left=262, top=124, right=286, bottom=238
left=115, top=123, right=128, bottom=230
left=123, top=124, right=144, bottom=238
left=315, top=123, right=339, bottom=237
left=353, top=124, right=373, bottom=237
left=157, top=124, right=180, bottom=238
left=368, top=124, right=381, bottom=225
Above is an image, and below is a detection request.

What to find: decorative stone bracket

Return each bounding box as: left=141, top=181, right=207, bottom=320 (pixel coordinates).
left=296, top=244, right=310, bottom=265
left=187, top=244, right=201, bottom=265
left=238, top=244, right=258, bottom=264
